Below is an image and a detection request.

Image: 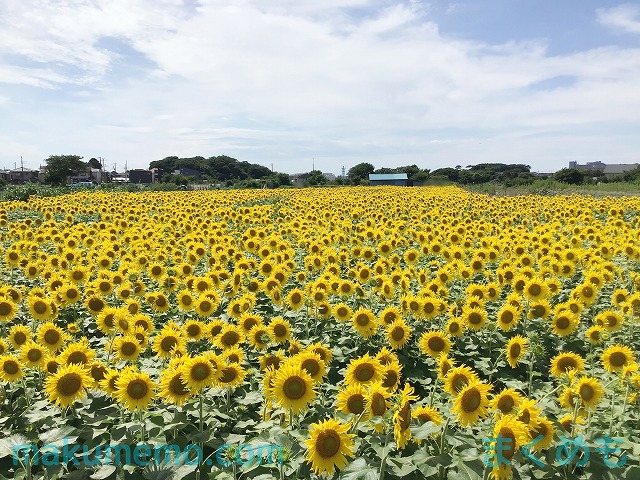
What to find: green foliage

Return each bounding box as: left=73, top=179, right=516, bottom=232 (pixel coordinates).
left=554, top=168, right=585, bottom=185
left=149, top=155, right=274, bottom=182
left=43, top=154, right=86, bottom=185
left=431, top=164, right=534, bottom=185
left=347, top=163, right=375, bottom=185
left=304, top=170, right=328, bottom=187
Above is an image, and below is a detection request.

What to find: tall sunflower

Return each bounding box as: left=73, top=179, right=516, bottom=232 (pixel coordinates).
left=304, top=418, right=355, bottom=476
left=393, top=383, right=419, bottom=448
left=159, top=368, right=193, bottom=406
left=602, top=344, right=635, bottom=373
left=0, top=355, right=24, bottom=383
left=575, top=376, right=605, bottom=410
left=115, top=369, right=156, bottom=411
left=272, top=362, right=316, bottom=414
left=419, top=330, right=451, bottom=359
left=336, top=383, right=366, bottom=415
left=386, top=319, right=412, bottom=350
left=550, top=352, right=585, bottom=378
left=344, top=354, right=383, bottom=386
left=452, top=381, right=492, bottom=426
left=45, top=363, right=92, bottom=409
left=180, top=355, right=219, bottom=391
left=505, top=336, right=527, bottom=368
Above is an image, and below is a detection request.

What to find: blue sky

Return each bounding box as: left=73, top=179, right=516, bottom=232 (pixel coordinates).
left=1, top=1, right=640, bottom=175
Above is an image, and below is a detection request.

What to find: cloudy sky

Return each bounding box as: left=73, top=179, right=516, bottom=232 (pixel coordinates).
left=1, top=1, right=640, bottom=175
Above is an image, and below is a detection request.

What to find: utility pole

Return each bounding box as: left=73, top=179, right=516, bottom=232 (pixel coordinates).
left=341, top=166, right=346, bottom=178
left=312, top=158, right=315, bottom=171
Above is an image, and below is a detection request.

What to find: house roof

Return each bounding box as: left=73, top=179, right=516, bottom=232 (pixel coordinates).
left=369, top=173, right=408, bottom=180
left=603, top=164, right=639, bottom=174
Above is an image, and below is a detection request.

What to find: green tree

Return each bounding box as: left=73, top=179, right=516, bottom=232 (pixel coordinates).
left=43, top=155, right=86, bottom=185
left=87, top=158, right=102, bottom=169
left=347, top=162, right=375, bottom=185
left=304, top=170, right=327, bottom=186
left=554, top=168, right=585, bottom=185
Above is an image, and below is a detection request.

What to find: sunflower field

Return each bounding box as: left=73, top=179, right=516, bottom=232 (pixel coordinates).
left=0, top=186, right=639, bottom=480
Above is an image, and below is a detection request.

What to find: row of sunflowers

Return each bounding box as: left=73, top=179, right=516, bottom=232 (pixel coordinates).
left=0, top=186, right=639, bottom=479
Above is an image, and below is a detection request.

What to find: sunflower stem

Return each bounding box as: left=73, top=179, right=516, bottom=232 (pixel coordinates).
left=196, top=390, right=204, bottom=480
left=608, top=388, right=616, bottom=437
left=527, top=354, right=535, bottom=398
left=618, top=381, right=631, bottom=435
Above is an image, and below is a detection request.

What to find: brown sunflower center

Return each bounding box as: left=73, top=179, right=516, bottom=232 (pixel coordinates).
left=219, top=367, right=238, bottom=383
left=127, top=379, right=149, bottom=399
left=4, top=360, right=19, bottom=375
left=13, top=332, right=27, bottom=345
left=556, top=316, right=570, bottom=330
left=510, top=344, right=521, bottom=358
left=382, top=370, right=398, bottom=389
left=497, top=396, right=515, bottom=413
left=160, top=336, right=178, bottom=352
left=557, top=357, right=577, bottom=372
left=461, top=388, right=481, bottom=412
left=370, top=393, right=387, bottom=416
left=528, top=285, right=542, bottom=297
left=273, top=325, right=287, bottom=337
left=27, top=349, right=43, bottom=362
left=187, top=325, right=201, bottom=337
left=283, top=376, right=306, bottom=400
left=0, top=303, right=12, bottom=316
left=315, top=430, right=341, bottom=458
left=356, top=315, right=369, bottom=327
left=88, top=298, right=104, bottom=312
left=121, top=342, right=137, bottom=357
left=58, top=373, right=82, bottom=395
left=191, top=363, right=211, bottom=382
left=353, top=364, right=375, bottom=382
left=391, top=327, right=405, bottom=341
left=428, top=336, right=445, bottom=352
left=170, top=375, right=190, bottom=396
left=67, top=351, right=88, bottom=365
left=301, top=359, right=320, bottom=377
left=468, top=313, right=482, bottom=325
left=221, top=331, right=240, bottom=347
left=500, top=430, right=517, bottom=459
left=452, top=374, right=469, bottom=393
left=346, top=394, right=365, bottom=414
left=579, top=384, right=594, bottom=401
left=610, top=351, right=627, bottom=367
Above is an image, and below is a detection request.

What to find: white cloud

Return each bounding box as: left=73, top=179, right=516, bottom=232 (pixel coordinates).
left=0, top=1, right=640, bottom=172
left=597, top=4, right=640, bottom=34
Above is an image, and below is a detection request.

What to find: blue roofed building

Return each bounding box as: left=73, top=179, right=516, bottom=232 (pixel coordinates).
left=369, top=173, right=409, bottom=186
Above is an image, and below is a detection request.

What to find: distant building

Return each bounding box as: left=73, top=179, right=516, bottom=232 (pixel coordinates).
left=129, top=169, right=154, bottom=184
left=369, top=173, right=409, bottom=186
left=173, top=167, right=202, bottom=180
left=68, top=168, right=104, bottom=184
left=567, top=161, right=638, bottom=177
left=9, top=168, right=40, bottom=184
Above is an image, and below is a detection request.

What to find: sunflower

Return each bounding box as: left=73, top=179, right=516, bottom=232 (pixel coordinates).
left=27, top=295, right=55, bottom=321
left=304, top=418, right=355, bottom=476
left=443, top=365, right=480, bottom=395
left=594, top=311, right=621, bottom=333
left=386, top=319, right=412, bottom=350
left=0, top=299, right=17, bottom=322
left=216, top=362, right=247, bottom=388
left=159, top=368, right=193, bottom=406
left=489, top=388, right=522, bottom=416
left=113, top=335, right=141, bottom=362
left=497, top=304, right=522, bottom=332
left=0, top=355, right=24, bottom=383
left=379, top=306, right=402, bottom=326
left=550, top=310, right=580, bottom=337
left=375, top=347, right=399, bottom=366
left=419, top=330, right=451, bottom=359
left=115, top=369, right=156, bottom=411
left=206, top=319, right=226, bottom=342
left=412, top=404, right=443, bottom=426
left=366, top=382, right=391, bottom=417
left=36, top=322, right=66, bottom=352
left=296, top=351, right=327, bottom=383
left=523, top=278, right=550, bottom=301
left=393, top=383, right=419, bottom=448
left=181, top=355, right=219, bottom=391
left=307, top=342, right=333, bottom=365
left=238, top=313, right=263, bottom=333
left=20, top=341, right=47, bottom=370
left=59, top=341, right=95, bottom=366
left=248, top=325, right=271, bottom=350
left=272, top=362, right=316, bottom=414
left=585, top=325, right=606, bottom=344
left=259, top=350, right=285, bottom=371
left=550, top=352, right=585, bottom=377
left=0, top=338, right=7, bottom=356
left=88, top=361, right=109, bottom=389
left=574, top=376, right=605, bottom=410
left=286, top=288, right=305, bottom=310
left=380, top=360, right=402, bottom=392
left=602, top=344, right=635, bottom=373
left=176, top=289, right=195, bottom=311
left=45, top=363, right=92, bottom=408
left=445, top=317, right=465, bottom=337
left=344, top=354, right=383, bottom=386
left=462, top=306, right=487, bottom=331
left=515, top=399, right=541, bottom=427
left=268, top=317, right=291, bottom=343
left=152, top=328, right=186, bottom=358
left=351, top=308, right=378, bottom=339
left=9, top=324, right=31, bottom=349
left=489, top=415, right=528, bottom=465
left=216, top=325, right=245, bottom=350
left=558, top=413, right=586, bottom=433
left=437, top=354, right=455, bottom=380
left=183, top=320, right=206, bottom=341
left=452, top=381, right=492, bottom=426
left=505, top=336, right=527, bottom=368
left=99, top=368, right=121, bottom=398
left=336, top=383, right=366, bottom=415
left=527, top=416, right=555, bottom=451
